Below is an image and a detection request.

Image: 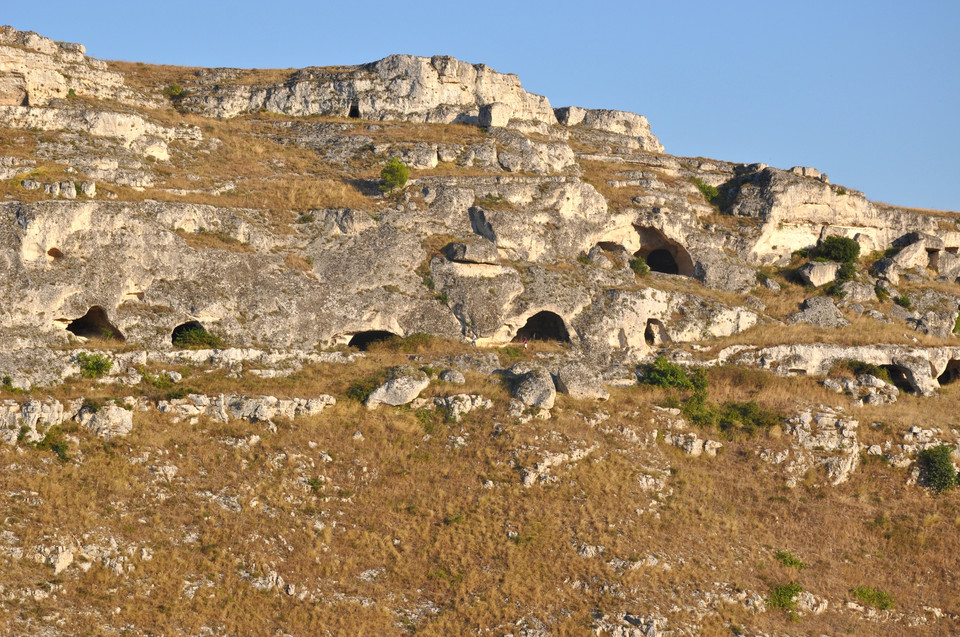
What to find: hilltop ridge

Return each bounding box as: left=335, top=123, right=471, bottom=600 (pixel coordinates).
left=0, top=25, right=959, bottom=637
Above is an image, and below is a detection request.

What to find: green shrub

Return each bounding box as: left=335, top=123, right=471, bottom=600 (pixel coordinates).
left=36, top=426, right=69, bottom=462
left=162, top=84, right=186, bottom=99
left=917, top=444, right=958, bottom=493
left=837, top=261, right=857, bottom=281
left=576, top=253, right=591, bottom=265
left=874, top=284, right=889, bottom=303
left=639, top=357, right=696, bottom=390
left=75, top=352, right=112, bottom=379
left=816, top=236, right=860, bottom=263
left=774, top=550, right=806, bottom=570
left=345, top=370, right=388, bottom=403
left=850, top=586, right=894, bottom=610
left=719, top=401, right=782, bottom=435
left=894, top=295, right=912, bottom=309
left=629, top=256, right=650, bottom=276
left=172, top=327, right=225, bottom=349
left=693, top=178, right=719, bottom=203
left=296, top=213, right=315, bottom=224
left=767, top=582, right=803, bottom=611
left=379, top=157, right=409, bottom=192
left=836, top=360, right=891, bottom=383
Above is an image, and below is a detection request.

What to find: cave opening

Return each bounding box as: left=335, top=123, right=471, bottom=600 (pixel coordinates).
left=644, top=319, right=669, bottom=346
left=645, top=249, right=679, bottom=275
left=348, top=100, right=361, bottom=118
left=512, top=311, right=570, bottom=343
left=633, top=226, right=695, bottom=277
left=882, top=365, right=915, bottom=393
left=938, top=359, right=960, bottom=386
left=348, top=330, right=398, bottom=351
left=65, top=306, right=124, bottom=341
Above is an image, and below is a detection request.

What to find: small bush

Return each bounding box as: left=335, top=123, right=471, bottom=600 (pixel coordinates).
left=767, top=582, right=803, bottom=611
left=894, top=295, right=912, bottom=309
left=816, top=236, right=860, bottom=263
left=577, top=253, right=591, bottom=266
left=172, top=327, right=225, bottom=349
left=874, top=284, right=889, bottom=303
left=296, top=213, right=315, bottom=224
left=850, top=586, right=894, bottom=610
left=379, top=157, right=409, bottom=192
left=719, top=401, right=781, bottom=435
left=835, top=360, right=891, bottom=383
left=774, top=550, right=805, bottom=570
left=36, top=426, right=69, bottom=462
left=639, top=357, right=697, bottom=390
left=629, top=256, right=650, bottom=276
left=693, top=178, right=719, bottom=203
left=75, top=352, right=112, bottom=379
left=917, top=444, right=958, bottom=493
left=345, top=371, right=388, bottom=403
left=837, top=261, right=857, bottom=281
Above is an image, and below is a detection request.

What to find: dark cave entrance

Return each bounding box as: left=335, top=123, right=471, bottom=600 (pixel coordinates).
left=348, top=100, right=361, bottom=118
left=171, top=321, right=212, bottom=347
left=633, top=226, right=695, bottom=277
left=644, top=319, right=669, bottom=346
left=47, top=248, right=63, bottom=261
left=512, top=311, right=570, bottom=343
left=65, top=306, right=125, bottom=341
left=938, top=360, right=960, bottom=386
left=348, top=330, right=398, bottom=351
left=645, top=249, right=679, bottom=275
left=882, top=365, right=915, bottom=393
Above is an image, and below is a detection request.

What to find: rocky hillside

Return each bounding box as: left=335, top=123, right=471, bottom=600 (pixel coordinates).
left=1, top=26, right=959, bottom=636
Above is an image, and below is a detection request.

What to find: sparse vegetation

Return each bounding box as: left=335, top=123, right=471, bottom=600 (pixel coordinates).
left=74, top=352, right=112, bottom=379
left=917, top=444, right=958, bottom=493
left=851, top=585, right=895, bottom=610
left=629, top=256, right=650, bottom=276
left=774, top=550, right=806, bottom=570
left=767, top=582, right=803, bottom=611
left=171, top=326, right=225, bottom=349
left=693, top=177, right=719, bottom=203
left=379, top=156, right=409, bottom=192
left=894, top=295, right=912, bottom=309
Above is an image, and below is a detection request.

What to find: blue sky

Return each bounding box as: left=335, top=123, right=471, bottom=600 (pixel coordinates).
left=6, top=1, right=959, bottom=211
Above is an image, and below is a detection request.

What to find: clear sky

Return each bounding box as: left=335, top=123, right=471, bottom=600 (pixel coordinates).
left=5, top=0, right=959, bottom=211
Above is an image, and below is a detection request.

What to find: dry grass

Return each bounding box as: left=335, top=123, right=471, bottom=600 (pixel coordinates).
left=578, top=158, right=645, bottom=211
left=1, top=351, right=959, bottom=635
left=175, top=229, right=253, bottom=253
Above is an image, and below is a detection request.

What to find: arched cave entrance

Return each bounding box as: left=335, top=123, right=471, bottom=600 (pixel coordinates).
left=65, top=306, right=125, bottom=341
left=512, top=311, right=571, bottom=343
left=633, top=226, right=695, bottom=276
left=348, top=100, right=361, bottom=119
left=882, top=365, right=915, bottom=393
left=644, top=319, right=670, bottom=346
left=937, top=360, right=960, bottom=386
left=171, top=321, right=213, bottom=347
left=348, top=330, right=398, bottom=351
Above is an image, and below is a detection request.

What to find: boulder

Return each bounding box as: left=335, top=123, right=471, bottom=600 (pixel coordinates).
left=553, top=361, right=609, bottom=401
left=439, top=369, right=466, bottom=384
left=478, top=102, right=511, bottom=128
left=798, top=261, right=840, bottom=287
left=443, top=240, right=499, bottom=265
left=365, top=367, right=430, bottom=409
left=838, top=281, right=876, bottom=303
left=893, top=241, right=931, bottom=270
left=511, top=368, right=556, bottom=410
left=788, top=297, right=849, bottom=328
left=76, top=404, right=133, bottom=439
left=873, top=257, right=902, bottom=284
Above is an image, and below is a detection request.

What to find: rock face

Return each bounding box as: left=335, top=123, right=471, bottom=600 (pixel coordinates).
left=510, top=367, right=557, bottom=410
left=180, top=54, right=558, bottom=126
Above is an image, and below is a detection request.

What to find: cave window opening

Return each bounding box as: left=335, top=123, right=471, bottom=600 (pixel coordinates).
left=65, top=306, right=124, bottom=341
left=512, top=311, right=570, bottom=343
left=348, top=100, right=361, bottom=118
left=882, top=365, right=914, bottom=393
left=645, top=249, right=679, bottom=275
left=171, top=321, right=219, bottom=348
left=348, top=330, right=398, bottom=351
left=644, top=319, right=669, bottom=346
left=938, top=360, right=960, bottom=386
left=47, top=248, right=63, bottom=261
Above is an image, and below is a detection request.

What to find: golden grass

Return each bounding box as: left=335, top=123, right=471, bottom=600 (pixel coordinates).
left=175, top=229, right=253, bottom=253
left=1, top=351, right=959, bottom=635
